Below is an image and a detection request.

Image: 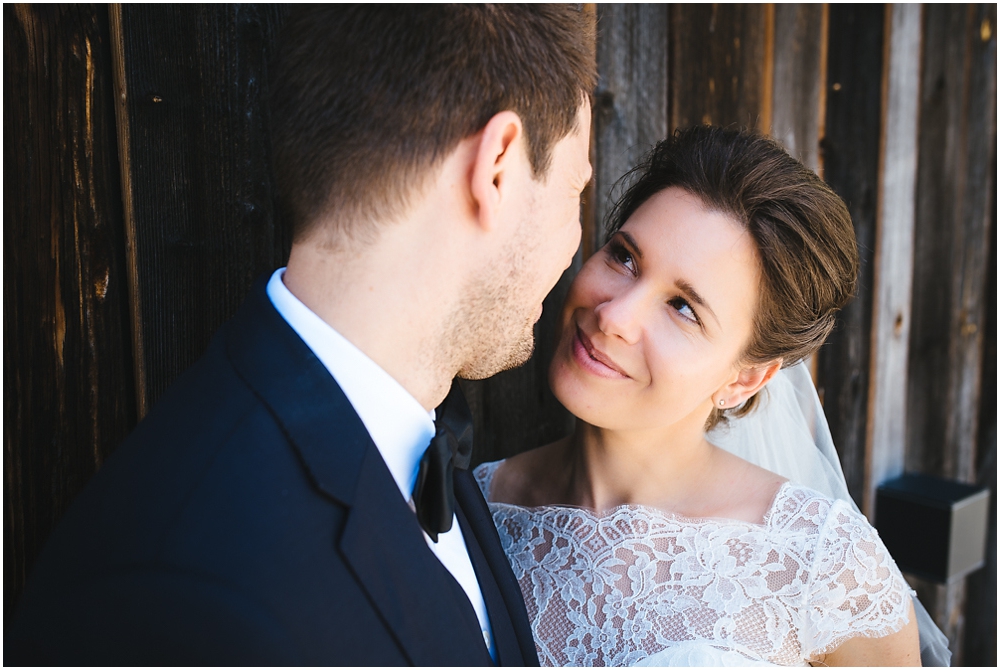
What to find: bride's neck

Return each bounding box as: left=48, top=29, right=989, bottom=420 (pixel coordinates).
left=568, top=420, right=717, bottom=514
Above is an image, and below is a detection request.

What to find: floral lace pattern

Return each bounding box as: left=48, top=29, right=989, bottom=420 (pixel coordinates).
left=475, top=461, right=913, bottom=667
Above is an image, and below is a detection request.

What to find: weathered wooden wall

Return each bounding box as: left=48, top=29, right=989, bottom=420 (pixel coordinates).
left=4, top=3, right=135, bottom=625
left=4, top=3, right=996, bottom=664
left=816, top=3, right=885, bottom=510
left=110, top=4, right=291, bottom=414
left=905, top=4, right=997, bottom=661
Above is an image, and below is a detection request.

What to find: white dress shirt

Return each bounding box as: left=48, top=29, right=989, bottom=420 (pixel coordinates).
left=266, top=269, right=494, bottom=658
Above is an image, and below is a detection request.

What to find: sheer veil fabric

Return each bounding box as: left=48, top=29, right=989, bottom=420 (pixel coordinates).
left=707, top=363, right=951, bottom=667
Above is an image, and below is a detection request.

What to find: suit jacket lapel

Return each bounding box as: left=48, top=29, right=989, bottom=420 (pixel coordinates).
left=225, top=278, right=491, bottom=665
left=339, top=446, right=491, bottom=666
left=225, top=277, right=365, bottom=507
left=455, top=469, right=540, bottom=666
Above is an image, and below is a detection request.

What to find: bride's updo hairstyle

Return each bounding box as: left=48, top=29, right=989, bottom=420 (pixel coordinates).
left=606, top=126, right=859, bottom=429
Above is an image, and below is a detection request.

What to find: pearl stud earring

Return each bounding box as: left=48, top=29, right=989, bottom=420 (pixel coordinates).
left=718, top=399, right=726, bottom=407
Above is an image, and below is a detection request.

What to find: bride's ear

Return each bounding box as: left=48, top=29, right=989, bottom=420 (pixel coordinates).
left=714, top=359, right=783, bottom=409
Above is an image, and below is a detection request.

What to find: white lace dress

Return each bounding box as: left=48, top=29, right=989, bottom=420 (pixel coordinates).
left=474, top=461, right=914, bottom=667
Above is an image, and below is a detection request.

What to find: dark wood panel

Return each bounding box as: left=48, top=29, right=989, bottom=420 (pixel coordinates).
left=112, top=5, right=290, bottom=413
left=3, top=4, right=135, bottom=623
left=771, top=4, right=825, bottom=171
left=907, top=4, right=997, bottom=663
left=815, top=4, right=885, bottom=506
left=907, top=3, right=995, bottom=483
left=965, top=132, right=996, bottom=667
left=669, top=4, right=769, bottom=132
left=590, top=3, right=668, bottom=255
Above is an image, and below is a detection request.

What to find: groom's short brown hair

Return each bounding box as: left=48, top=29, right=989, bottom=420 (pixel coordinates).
left=269, top=5, right=596, bottom=242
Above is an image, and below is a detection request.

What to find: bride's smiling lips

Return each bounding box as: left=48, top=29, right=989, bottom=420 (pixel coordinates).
left=572, top=324, right=630, bottom=379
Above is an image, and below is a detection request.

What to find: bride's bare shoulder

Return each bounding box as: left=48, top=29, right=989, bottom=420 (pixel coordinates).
left=490, top=438, right=572, bottom=507
left=704, top=447, right=789, bottom=524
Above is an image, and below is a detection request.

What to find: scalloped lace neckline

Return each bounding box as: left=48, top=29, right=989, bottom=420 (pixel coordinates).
left=475, top=459, right=914, bottom=667
left=476, top=459, right=792, bottom=529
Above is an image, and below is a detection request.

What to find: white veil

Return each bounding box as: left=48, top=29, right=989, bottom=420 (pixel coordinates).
left=706, top=363, right=951, bottom=666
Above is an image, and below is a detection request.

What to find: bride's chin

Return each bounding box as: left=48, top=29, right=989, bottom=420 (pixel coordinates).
left=550, top=357, right=609, bottom=425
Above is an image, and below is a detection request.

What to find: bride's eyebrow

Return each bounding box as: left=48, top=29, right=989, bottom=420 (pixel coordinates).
left=675, top=278, right=719, bottom=325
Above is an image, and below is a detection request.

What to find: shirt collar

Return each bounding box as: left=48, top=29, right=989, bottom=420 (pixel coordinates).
left=266, top=269, right=435, bottom=500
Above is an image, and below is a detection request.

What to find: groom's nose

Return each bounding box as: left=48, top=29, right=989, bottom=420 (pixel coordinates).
left=595, top=286, right=644, bottom=345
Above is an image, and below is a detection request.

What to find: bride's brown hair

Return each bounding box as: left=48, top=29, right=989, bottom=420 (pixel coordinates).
left=605, top=126, right=859, bottom=428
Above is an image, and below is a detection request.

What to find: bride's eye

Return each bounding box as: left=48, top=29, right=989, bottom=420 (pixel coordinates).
left=606, top=240, right=636, bottom=275
left=668, top=297, right=700, bottom=324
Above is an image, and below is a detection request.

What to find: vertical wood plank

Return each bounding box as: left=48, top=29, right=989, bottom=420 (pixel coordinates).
left=771, top=4, right=825, bottom=172
left=108, top=5, right=145, bottom=418
left=907, top=2, right=995, bottom=486
left=816, top=4, right=885, bottom=507
left=3, top=4, right=136, bottom=621
left=908, top=1, right=996, bottom=489
left=590, top=4, right=668, bottom=253
left=112, top=5, right=291, bottom=412
left=865, top=3, right=922, bottom=515
left=761, top=4, right=775, bottom=136
left=771, top=5, right=826, bottom=386
left=670, top=4, right=769, bottom=131
left=964, top=142, right=996, bottom=666
left=907, top=4, right=997, bottom=663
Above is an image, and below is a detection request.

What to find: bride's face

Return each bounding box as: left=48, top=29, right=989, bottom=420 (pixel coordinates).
left=549, top=187, right=761, bottom=433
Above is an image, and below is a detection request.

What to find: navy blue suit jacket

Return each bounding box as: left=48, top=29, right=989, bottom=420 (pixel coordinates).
left=7, top=277, right=539, bottom=666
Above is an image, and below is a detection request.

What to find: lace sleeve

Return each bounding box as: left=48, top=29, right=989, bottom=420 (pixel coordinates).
left=803, top=499, right=914, bottom=659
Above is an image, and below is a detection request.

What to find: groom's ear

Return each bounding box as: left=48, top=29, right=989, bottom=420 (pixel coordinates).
left=468, top=111, right=526, bottom=232
left=718, top=359, right=783, bottom=408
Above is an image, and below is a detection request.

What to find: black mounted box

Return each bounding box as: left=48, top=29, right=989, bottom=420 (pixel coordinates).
left=875, top=473, right=990, bottom=584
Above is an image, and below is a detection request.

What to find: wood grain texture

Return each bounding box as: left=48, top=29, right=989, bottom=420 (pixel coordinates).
left=864, top=3, right=922, bottom=515
left=590, top=3, right=668, bottom=254
left=4, top=4, right=136, bottom=623
left=906, top=4, right=997, bottom=663
left=907, top=3, right=997, bottom=482
left=113, top=5, right=291, bottom=412
left=670, top=4, right=769, bottom=131
left=815, top=4, right=885, bottom=508
left=964, top=143, right=996, bottom=666
left=771, top=4, right=824, bottom=172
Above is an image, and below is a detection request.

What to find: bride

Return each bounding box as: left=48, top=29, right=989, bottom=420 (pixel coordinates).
left=474, top=127, right=942, bottom=666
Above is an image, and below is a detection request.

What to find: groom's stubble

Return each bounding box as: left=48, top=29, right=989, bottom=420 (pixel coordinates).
left=450, top=232, right=539, bottom=381
left=446, top=102, right=591, bottom=383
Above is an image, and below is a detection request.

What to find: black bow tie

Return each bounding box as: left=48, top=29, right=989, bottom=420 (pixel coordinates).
left=413, top=380, right=473, bottom=542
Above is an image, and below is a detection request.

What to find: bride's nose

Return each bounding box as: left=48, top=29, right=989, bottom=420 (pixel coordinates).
left=594, top=286, right=643, bottom=345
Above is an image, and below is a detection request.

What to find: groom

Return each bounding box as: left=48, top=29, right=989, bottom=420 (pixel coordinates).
left=7, top=5, right=595, bottom=666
